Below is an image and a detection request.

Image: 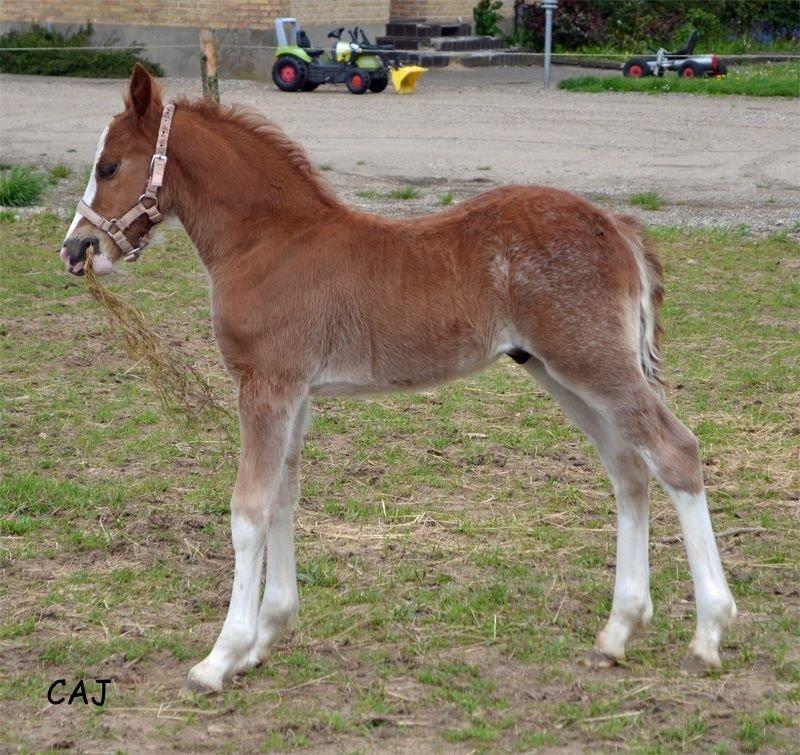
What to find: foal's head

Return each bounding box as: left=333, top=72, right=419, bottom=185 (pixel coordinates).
left=60, top=64, right=165, bottom=275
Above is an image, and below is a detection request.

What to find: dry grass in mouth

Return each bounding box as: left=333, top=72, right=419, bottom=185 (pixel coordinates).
left=83, top=243, right=233, bottom=435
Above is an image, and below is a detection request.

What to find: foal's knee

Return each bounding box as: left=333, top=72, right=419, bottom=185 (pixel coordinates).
left=607, top=450, right=649, bottom=502
left=654, top=423, right=703, bottom=494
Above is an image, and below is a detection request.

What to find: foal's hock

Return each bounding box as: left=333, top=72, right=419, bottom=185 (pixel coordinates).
left=61, top=65, right=736, bottom=692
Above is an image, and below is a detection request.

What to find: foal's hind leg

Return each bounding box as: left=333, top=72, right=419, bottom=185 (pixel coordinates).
left=525, top=361, right=653, bottom=667
left=612, top=385, right=737, bottom=670
left=187, top=385, right=303, bottom=692
left=530, top=358, right=735, bottom=669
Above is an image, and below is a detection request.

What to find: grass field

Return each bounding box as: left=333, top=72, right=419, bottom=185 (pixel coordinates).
left=559, top=61, right=800, bottom=98
left=1, top=214, right=798, bottom=752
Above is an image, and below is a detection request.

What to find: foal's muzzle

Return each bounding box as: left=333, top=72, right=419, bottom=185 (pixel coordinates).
left=60, top=235, right=98, bottom=276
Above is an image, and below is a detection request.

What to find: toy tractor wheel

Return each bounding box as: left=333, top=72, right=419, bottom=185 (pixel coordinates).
left=368, top=73, right=389, bottom=93
left=715, top=61, right=728, bottom=76
left=679, top=61, right=702, bottom=78
left=346, top=69, right=371, bottom=95
left=272, top=56, right=307, bottom=92
left=623, top=58, right=651, bottom=78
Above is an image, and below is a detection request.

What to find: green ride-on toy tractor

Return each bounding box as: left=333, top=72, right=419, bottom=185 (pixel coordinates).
left=272, top=18, right=426, bottom=95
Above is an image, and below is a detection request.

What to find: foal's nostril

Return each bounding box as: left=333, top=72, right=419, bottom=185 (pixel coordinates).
left=76, top=236, right=98, bottom=262
left=65, top=235, right=99, bottom=265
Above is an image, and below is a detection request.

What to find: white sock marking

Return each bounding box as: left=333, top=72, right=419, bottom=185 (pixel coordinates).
left=596, top=470, right=652, bottom=659
left=664, top=485, right=736, bottom=662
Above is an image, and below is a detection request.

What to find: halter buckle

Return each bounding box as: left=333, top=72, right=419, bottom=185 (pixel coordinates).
left=149, top=154, right=168, bottom=188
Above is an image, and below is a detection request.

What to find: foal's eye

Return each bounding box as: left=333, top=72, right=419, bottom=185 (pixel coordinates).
left=97, top=162, right=119, bottom=179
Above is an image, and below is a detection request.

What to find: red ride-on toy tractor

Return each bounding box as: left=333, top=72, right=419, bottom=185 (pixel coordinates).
left=272, top=18, right=426, bottom=94
left=623, top=31, right=728, bottom=79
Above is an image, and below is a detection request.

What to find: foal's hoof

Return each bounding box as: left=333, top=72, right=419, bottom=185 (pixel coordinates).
left=680, top=653, right=720, bottom=675
left=585, top=650, right=619, bottom=670
left=185, top=661, right=225, bottom=693
left=184, top=675, right=221, bottom=694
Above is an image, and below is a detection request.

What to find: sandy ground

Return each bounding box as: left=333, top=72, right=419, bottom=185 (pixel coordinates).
left=1, top=66, right=798, bottom=232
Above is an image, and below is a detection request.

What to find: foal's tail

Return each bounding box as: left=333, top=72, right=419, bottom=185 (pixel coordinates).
left=615, top=214, right=664, bottom=387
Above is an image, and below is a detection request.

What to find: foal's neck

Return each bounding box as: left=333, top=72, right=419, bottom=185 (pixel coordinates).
left=165, top=104, right=344, bottom=273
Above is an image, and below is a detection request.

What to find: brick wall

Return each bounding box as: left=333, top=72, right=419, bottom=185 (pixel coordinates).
left=390, top=1, right=493, bottom=22
left=289, top=0, right=391, bottom=26
left=0, top=0, right=492, bottom=32
left=0, top=0, right=490, bottom=30
left=1, top=1, right=285, bottom=30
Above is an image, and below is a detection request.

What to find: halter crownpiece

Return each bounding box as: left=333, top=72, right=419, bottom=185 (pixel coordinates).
left=77, top=102, right=176, bottom=262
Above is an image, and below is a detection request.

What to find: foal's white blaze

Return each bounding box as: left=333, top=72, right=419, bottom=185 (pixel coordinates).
left=64, top=126, right=108, bottom=242
left=61, top=126, right=115, bottom=275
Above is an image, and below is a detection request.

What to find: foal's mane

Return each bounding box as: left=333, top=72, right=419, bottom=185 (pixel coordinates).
left=175, top=98, right=341, bottom=209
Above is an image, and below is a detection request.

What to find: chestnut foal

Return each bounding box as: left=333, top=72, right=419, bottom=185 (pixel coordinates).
left=61, top=66, right=736, bottom=691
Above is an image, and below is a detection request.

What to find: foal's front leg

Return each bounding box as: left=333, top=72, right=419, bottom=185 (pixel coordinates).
left=240, top=401, right=308, bottom=670
left=187, top=390, right=300, bottom=692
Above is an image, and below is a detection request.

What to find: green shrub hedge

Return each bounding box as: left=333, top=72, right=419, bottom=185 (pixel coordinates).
left=0, top=24, right=164, bottom=78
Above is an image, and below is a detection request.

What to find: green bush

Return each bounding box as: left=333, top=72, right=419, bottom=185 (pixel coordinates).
left=474, top=0, right=504, bottom=37
left=516, top=0, right=800, bottom=53
left=0, top=23, right=164, bottom=78
left=0, top=166, right=47, bottom=207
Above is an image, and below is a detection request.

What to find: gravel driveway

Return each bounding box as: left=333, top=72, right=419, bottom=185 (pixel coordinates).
left=1, top=67, right=797, bottom=232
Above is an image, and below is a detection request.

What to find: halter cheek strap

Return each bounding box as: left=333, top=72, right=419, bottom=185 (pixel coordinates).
left=77, top=102, right=176, bottom=262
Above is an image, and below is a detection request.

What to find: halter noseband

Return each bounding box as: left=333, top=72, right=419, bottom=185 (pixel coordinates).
left=77, top=102, right=176, bottom=262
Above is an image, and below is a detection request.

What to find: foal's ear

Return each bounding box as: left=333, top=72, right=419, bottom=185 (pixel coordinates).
left=126, top=62, right=162, bottom=118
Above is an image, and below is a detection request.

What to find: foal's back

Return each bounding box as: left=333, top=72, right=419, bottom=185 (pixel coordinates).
left=219, top=184, right=645, bottom=395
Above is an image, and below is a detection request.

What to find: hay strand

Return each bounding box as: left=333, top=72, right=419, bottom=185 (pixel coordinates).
left=83, top=244, right=234, bottom=433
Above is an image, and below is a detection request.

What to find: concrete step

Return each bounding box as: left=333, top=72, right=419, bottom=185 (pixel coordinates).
left=458, top=51, right=541, bottom=67
left=378, top=35, right=505, bottom=54
left=430, top=36, right=504, bottom=52
left=376, top=36, right=420, bottom=50
left=392, top=49, right=562, bottom=68
left=438, top=22, right=472, bottom=37
left=394, top=51, right=452, bottom=67
left=384, top=20, right=471, bottom=41
left=385, top=21, right=441, bottom=38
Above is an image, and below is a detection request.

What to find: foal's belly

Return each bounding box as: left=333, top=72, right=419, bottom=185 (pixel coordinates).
left=310, top=343, right=514, bottom=398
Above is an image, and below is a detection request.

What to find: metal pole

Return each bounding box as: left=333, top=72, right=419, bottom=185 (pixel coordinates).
left=542, top=0, right=557, bottom=89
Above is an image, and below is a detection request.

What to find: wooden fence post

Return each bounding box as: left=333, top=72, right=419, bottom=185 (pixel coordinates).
left=199, top=29, right=220, bottom=103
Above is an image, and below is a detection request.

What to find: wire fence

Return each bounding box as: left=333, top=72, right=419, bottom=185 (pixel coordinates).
left=1, top=44, right=798, bottom=59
